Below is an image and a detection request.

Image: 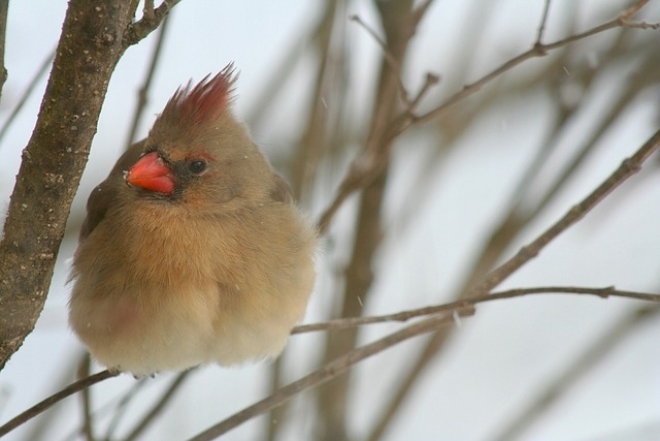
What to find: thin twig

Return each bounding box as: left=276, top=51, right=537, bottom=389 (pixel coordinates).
left=408, top=72, right=440, bottom=111
left=7, top=284, right=659, bottom=437
left=124, top=12, right=172, bottom=149
left=103, top=377, right=150, bottom=441
left=292, top=285, right=660, bottom=334
left=350, top=14, right=410, bottom=105
left=315, top=0, right=658, bottom=234
left=77, top=354, right=95, bottom=441
left=316, top=2, right=423, bottom=438
left=289, top=0, right=343, bottom=200
left=0, top=49, right=55, bottom=146
left=365, top=46, right=659, bottom=439
left=123, top=0, right=181, bottom=48
left=187, top=308, right=474, bottom=441
left=470, top=127, right=660, bottom=297
left=410, top=1, right=658, bottom=128
left=183, top=288, right=660, bottom=440
left=620, top=0, right=650, bottom=19
left=535, top=0, right=553, bottom=46
left=492, top=304, right=660, bottom=441
left=620, top=20, right=660, bottom=29
left=124, top=371, right=191, bottom=441
left=0, top=370, right=119, bottom=437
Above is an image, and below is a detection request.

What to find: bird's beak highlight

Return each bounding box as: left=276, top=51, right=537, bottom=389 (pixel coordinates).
left=126, top=152, right=175, bottom=194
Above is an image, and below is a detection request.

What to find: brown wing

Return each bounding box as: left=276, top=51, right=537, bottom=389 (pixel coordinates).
left=79, top=142, right=145, bottom=242
left=269, top=171, right=294, bottom=204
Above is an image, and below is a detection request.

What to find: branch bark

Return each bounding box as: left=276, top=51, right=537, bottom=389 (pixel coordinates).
left=315, top=1, right=422, bottom=439
left=0, top=0, right=177, bottom=372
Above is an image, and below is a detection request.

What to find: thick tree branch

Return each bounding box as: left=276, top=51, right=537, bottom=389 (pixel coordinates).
left=0, top=0, right=180, bottom=372
left=0, top=0, right=138, bottom=372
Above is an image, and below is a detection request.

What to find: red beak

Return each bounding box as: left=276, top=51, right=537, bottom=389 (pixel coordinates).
left=126, top=152, right=175, bottom=194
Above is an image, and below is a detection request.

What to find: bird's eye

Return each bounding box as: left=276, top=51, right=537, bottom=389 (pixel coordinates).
left=188, top=160, right=207, bottom=174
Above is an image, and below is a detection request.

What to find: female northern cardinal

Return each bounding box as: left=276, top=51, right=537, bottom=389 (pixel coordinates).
left=69, top=64, right=317, bottom=376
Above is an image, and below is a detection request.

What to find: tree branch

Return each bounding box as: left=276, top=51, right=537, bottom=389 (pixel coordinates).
left=534, top=0, right=553, bottom=46
left=292, top=286, right=660, bottom=333
left=470, top=127, right=660, bottom=297
left=123, top=0, right=181, bottom=48
left=0, top=370, right=118, bottom=437
left=6, top=282, right=658, bottom=438
left=0, top=0, right=141, bottom=372
left=0, top=49, right=55, bottom=146
left=316, top=1, right=423, bottom=438
left=492, top=304, right=660, bottom=441
left=187, top=308, right=474, bottom=441
left=315, top=0, right=658, bottom=234
left=124, top=12, right=172, bottom=148
left=409, top=0, right=658, bottom=128
left=124, top=371, right=191, bottom=441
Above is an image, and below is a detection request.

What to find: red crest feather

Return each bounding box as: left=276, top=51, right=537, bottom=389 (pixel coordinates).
left=158, top=63, right=237, bottom=128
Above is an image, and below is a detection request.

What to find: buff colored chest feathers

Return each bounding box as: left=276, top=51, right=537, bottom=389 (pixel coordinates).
left=68, top=65, right=317, bottom=376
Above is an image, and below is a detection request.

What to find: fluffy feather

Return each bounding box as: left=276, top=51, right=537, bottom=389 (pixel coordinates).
left=69, top=64, right=316, bottom=376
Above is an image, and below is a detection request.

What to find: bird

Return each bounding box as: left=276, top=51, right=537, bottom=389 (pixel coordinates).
left=68, top=64, right=317, bottom=377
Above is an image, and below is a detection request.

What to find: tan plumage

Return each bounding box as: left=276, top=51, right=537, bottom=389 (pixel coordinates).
left=69, top=65, right=317, bottom=376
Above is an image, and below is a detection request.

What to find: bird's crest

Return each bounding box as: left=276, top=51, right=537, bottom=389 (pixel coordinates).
left=158, top=63, right=237, bottom=128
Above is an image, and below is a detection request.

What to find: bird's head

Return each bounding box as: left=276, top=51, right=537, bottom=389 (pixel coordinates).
left=125, top=63, right=272, bottom=207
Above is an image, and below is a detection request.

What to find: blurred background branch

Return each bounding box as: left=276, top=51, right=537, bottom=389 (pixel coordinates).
left=0, top=0, right=659, bottom=440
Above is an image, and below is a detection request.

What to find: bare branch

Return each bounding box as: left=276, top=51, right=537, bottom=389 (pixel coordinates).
left=124, top=371, right=191, bottom=441
left=8, top=284, right=654, bottom=438
left=350, top=14, right=410, bottom=105
left=619, top=19, right=660, bottom=29
left=103, top=377, right=150, bottom=441
left=143, top=0, right=156, bottom=22
left=124, top=12, right=173, bottom=148
left=619, top=0, right=651, bottom=19
left=0, top=0, right=141, bottom=372
left=411, top=2, right=658, bottom=129
left=0, top=49, right=55, bottom=146
left=315, top=1, right=429, bottom=438
left=188, top=308, right=474, bottom=441
left=123, top=0, right=181, bottom=48
left=292, top=286, right=660, bottom=334
left=78, top=354, right=96, bottom=441
left=0, top=370, right=118, bottom=437
left=407, top=72, right=440, bottom=111
left=535, top=0, right=553, bottom=46
left=492, top=305, right=660, bottom=441
left=470, top=127, right=660, bottom=296
left=315, top=0, right=658, bottom=234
